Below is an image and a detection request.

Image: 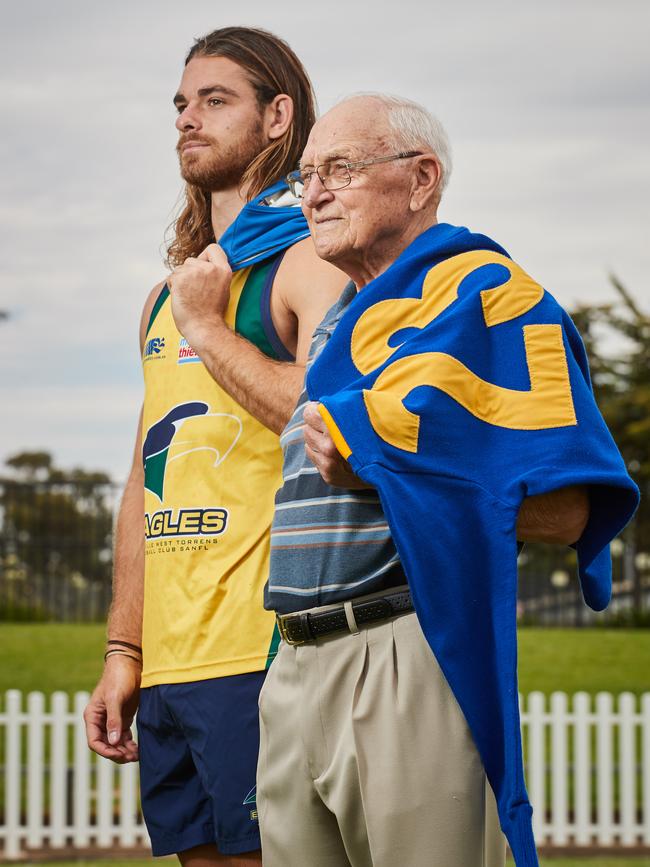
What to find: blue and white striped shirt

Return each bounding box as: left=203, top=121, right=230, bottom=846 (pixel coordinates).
left=264, top=285, right=405, bottom=614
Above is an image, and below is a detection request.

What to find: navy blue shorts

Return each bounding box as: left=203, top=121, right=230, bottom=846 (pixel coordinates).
left=137, top=671, right=266, bottom=856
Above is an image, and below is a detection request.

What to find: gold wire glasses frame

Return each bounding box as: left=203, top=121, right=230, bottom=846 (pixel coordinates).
left=286, top=151, right=422, bottom=198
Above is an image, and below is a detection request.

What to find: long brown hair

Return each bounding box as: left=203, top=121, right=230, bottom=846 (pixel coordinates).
left=166, top=27, right=316, bottom=267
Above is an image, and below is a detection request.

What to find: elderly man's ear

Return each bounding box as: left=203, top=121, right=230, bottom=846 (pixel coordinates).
left=409, top=156, right=442, bottom=212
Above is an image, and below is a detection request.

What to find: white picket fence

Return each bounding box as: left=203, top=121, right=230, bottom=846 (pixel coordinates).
left=1, top=690, right=649, bottom=858
left=1, top=691, right=148, bottom=859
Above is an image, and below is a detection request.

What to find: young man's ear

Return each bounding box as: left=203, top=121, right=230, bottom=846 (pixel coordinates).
left=266, top=94, right=294, bottom=141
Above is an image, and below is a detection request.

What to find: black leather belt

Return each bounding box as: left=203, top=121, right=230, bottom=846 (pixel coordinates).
left=276, top=589, right=413, bottom=645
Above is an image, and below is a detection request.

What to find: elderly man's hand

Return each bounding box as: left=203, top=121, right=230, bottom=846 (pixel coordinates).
left=168, top=243, right=232, bottom=348
left=303, top=402, right=371, bottom=489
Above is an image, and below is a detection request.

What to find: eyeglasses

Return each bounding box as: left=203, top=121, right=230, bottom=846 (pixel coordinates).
left=286, top=151, right=422, bottom=198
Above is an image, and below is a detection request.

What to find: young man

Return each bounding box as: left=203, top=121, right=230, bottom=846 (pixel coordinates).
left=84, top=28, right=346, bottom=866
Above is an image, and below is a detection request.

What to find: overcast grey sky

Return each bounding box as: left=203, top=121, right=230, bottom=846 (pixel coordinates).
left=1, top=0, right=648, bottom=481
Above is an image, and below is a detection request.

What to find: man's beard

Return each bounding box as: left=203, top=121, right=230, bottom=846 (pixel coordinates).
left=177, top=119, right=268, bottom=192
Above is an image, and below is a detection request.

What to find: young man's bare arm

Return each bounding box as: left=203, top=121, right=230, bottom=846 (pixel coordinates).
left=84, top=282, right=163, bottom=763
left=168, top=241, right=348, bottom=434
left=270, top=237, right=351, bottom=366
left=107, top=418, right=145, bottom=647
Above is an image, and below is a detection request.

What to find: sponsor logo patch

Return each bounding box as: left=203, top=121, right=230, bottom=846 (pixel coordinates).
left=178, top=337, right=200, bottom=364
left=143, top=336, right=166, bottom=361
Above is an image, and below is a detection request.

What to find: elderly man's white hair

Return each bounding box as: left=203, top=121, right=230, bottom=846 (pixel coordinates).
left=338, top=93, right=452, bottom=196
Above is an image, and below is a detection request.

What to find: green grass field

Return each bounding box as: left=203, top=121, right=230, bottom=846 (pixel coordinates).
left=517, top=628, right=650, bottom=696
left=1, top=624, right=648, bottom=697
left=3, top=624, right=107, bottom=696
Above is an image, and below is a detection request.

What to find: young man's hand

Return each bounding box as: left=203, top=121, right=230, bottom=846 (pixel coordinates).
left=168, top=243, right=233, bottom=349
left=84, top=656, right=141, bottom=764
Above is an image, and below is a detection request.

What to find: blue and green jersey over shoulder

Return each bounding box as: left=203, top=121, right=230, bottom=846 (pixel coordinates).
left=306, top=222, right=639, bottom=867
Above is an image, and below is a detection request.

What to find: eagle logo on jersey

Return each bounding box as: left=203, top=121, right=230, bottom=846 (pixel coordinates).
left=143, top=401, right=242, bottom=502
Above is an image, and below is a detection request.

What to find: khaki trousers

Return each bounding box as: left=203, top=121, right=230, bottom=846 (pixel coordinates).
left=257, top=610, right=505, bottom=867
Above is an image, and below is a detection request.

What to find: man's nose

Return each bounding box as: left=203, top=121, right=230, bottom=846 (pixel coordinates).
left=175, top=105, right=201, bottom=132
left=302, top=173, right=332, bottom=209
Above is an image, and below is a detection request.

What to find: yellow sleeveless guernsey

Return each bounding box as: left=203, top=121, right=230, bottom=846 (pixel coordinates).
left=140, top=257, right=288, bottom=687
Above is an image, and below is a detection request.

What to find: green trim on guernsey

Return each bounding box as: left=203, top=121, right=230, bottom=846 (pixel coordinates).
left=146, top=285, right=170, bottom=337
left=235, top=259, right=280, bottom=359
left=265, top=623, right=281, bottom=669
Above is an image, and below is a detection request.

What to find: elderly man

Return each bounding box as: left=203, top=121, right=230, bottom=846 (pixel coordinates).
left=256, top=95, right=638, bottom=867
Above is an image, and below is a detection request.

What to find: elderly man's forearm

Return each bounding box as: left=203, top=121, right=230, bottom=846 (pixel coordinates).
left=516, top=485, right=589, bottom=544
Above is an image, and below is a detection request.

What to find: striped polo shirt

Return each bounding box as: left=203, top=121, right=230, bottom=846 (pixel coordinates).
left=264, top=284, right=405, bottom=615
